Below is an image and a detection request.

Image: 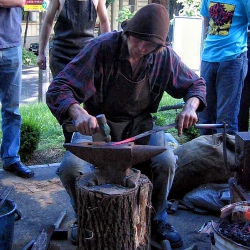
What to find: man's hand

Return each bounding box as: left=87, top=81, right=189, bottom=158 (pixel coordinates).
left=67, top=104, right=99, bottom=136
left=175, top=97, right=200, bottom=136
left=37, top=54, right=46, bottom=70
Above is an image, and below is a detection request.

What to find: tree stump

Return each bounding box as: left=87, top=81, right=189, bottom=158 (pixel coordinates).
left=76, top=173, right=153, bottom=250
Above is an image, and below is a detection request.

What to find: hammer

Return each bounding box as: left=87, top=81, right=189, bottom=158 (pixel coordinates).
left=63, top=114, right=111, bottom=142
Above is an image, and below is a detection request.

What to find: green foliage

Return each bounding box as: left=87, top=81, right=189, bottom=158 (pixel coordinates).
left=117, top=6, right=136, bottom=24
left=177, top=0, right=202, bottom=16
left=22, top=48, right=37, bottom=66
left=19, top=120, right=41, bottom=162
left=183, top=126, right=201, bottom=140
left=154, top=93, right=201, bottom=143
left=19, top=102, right=64, bottom=151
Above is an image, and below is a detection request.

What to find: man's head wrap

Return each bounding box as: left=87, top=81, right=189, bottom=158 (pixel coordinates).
left=121, top=3, right=170, bottom=46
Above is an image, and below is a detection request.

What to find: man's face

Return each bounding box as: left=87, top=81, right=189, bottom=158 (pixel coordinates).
left=127, top=36, right=159, bottom=58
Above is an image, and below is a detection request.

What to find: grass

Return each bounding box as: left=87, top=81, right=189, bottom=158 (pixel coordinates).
left=153, top=93, right=199, bottom=144
left=19, top=102, right=64, bottom=151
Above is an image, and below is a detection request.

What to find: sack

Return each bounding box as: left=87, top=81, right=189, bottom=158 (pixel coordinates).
left=182, top=183, right=230, bottom=212
left=169, top=133, right=235, bottom=199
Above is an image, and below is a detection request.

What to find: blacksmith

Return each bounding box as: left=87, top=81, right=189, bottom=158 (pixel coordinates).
left=46, top=3, right=206, bottom=248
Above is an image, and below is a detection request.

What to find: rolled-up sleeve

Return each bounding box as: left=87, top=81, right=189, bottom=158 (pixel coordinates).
left=152, top=47, right=207, bottom=111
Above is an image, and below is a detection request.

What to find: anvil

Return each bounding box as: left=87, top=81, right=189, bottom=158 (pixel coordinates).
left=64, top=141, right=167, bottom=187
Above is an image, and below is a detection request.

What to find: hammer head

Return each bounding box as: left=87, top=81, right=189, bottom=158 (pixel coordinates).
left=96, top=114, right=111, bottom=142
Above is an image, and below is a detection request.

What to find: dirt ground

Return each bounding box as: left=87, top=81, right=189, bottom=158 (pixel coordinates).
left=24, top=148, right=65, bottom=166
left=0, top=164, right=77, bottom=250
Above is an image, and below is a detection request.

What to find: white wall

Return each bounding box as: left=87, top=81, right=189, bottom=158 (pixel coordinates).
left=172, top=16, right=203, bottom=72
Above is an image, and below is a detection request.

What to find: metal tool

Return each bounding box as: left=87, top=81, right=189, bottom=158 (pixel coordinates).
left=96, top=114, right=111, bottom=142
left=63, top=114, right=111, bottom=142
left=109, top=123, right=226, bottom=146
left=65, top=121, right=226, bottom=146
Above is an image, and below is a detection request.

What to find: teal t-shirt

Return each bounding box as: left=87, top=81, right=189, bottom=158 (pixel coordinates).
left=240, top=0, right=250, bottom=23
left=200, top=0, right=248, bottom=62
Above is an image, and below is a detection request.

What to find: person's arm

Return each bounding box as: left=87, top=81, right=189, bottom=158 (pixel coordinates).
left=97, top=0, right=110, bottom=33
left=0, top=0, right=25, bottom=7
left=175, top=97, right=200, bottom=137
left=37, top=0, right=59, bottom=70
left=158, top=47, right=206, bottom=136
left=202, top=16, right=210, bottom=39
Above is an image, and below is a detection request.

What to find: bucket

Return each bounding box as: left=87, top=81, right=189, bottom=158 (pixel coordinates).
left=0, top=199, right=21, bottom=250
left=210, top=221, right=250, bottom=250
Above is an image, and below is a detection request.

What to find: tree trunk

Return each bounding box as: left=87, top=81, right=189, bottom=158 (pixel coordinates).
left=23, top=12, right=29, bottom=48
left=76, top=174, right=153, bottom=250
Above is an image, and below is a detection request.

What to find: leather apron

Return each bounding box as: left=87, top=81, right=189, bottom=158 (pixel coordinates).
left=100, top=65, right=153, bottom=145
left=50, top=0, right=97, bottom=77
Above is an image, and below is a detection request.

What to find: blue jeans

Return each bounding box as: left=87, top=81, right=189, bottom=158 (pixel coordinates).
left=57, top=130, right=177, bottom=223
left=0, top=46, right=22, bottom=166
left=199, top=52, right=248, bottom=135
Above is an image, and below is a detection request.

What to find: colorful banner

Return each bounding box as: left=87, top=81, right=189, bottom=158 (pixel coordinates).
left=24, top=0, right=48, bottom=11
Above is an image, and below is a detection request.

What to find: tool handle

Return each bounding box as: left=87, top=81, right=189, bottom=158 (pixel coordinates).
left=54, top=211, right=67, bottom=229
left=195, top=123, right=226, bottom=129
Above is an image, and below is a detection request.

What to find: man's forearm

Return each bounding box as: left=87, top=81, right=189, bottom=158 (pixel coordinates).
left=100, top=21, right=111, bottom=33
left=68, top=103, right=89, bottom=121
left=0, top=0, right=25, bottom=7
left=183, top=97, right=200, bottom=112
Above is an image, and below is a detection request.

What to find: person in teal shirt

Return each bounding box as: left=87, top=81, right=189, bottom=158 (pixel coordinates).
left=198, top=0, right=249, bottom=135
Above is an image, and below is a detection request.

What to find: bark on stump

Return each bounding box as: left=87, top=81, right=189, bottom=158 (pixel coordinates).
left=76, top=174, right=153, bottom=250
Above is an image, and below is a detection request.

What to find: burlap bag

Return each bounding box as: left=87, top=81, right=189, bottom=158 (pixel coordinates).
left=169, top=133, right=235, bottom=199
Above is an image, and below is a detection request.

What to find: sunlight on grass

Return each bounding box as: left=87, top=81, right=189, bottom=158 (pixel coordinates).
left=20, top=102, right=64, bottom=151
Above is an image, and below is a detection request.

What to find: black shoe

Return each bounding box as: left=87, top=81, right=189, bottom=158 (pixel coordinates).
left=151, top=221, right=183, bottom=249
left=69, top=221, right=78, bottom=245
left=3, top=161, right=34, bottom=178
